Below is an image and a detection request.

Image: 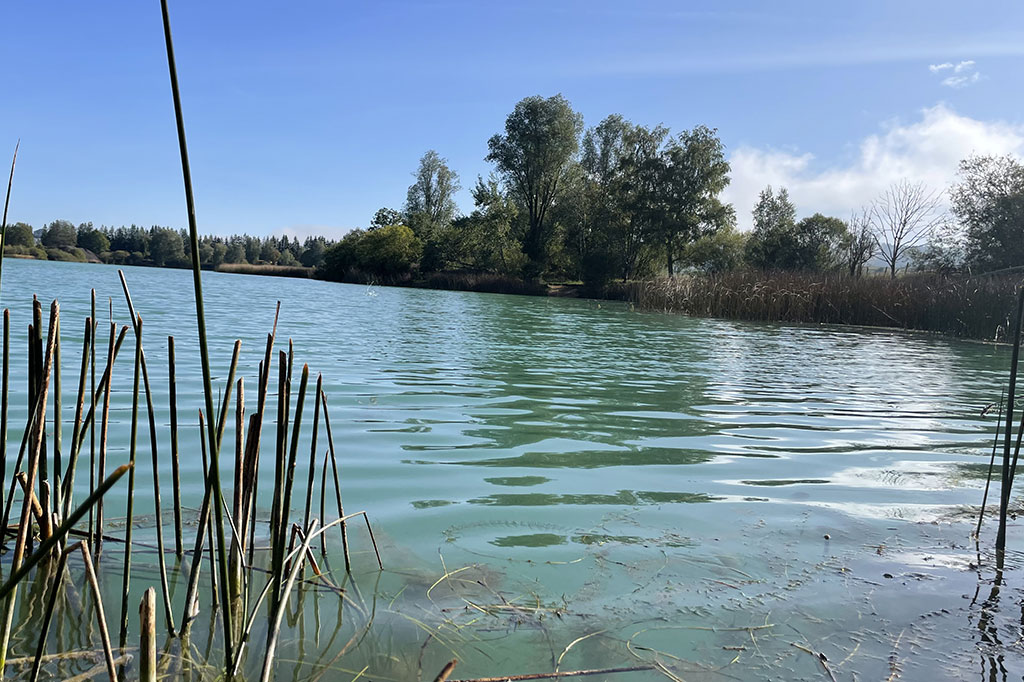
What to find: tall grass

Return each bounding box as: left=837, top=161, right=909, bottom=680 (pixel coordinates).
left=629, top=271, right=1021, bottom=340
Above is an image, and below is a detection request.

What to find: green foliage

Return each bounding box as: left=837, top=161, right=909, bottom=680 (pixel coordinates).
left=405, top=150, right=460, bottom=243
left=322, top=225, right=422, bottom=280
left=5, top=222, right=34, bottom=247
left=77, top=224, right=110, bottom=254
left=950, top=154, right=1024, bottom=272
left=744, top=192, right=848, bottom=272
left=658, top=126, right=734, bottom=274
left=684, top=225, right=747, bottom=273
left=225, top=242, right=247, bottom=264
left=149, top=226, right=185, bottom=266
left=370, top=208, right=403, bottom=230
left=357, top=224, right=422, bottom=276
left=41, top=220, right=77, bottom=248
left=3, top=244, right=46, bottom=259
left=45, top=246, right=87, bottom=262
left=487, top=94, right=583, bottom=277
left=744, top=187, right=797, bottom=269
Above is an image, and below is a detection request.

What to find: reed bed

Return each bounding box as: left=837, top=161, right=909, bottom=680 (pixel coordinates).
left=629, top=271, right=1021, bottom=341
left=214, top=263, right=312, bottom=278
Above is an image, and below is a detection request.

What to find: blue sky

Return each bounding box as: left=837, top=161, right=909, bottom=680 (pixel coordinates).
left=2, top=1, right=1023, bottom=238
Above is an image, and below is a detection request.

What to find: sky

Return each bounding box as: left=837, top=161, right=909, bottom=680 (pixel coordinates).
left=2, top=0, right=1023, bottom=239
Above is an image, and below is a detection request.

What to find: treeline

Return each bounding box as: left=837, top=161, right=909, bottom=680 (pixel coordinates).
left=320, top=94, right=1023, bottom=289
left=2, top=220, right=332, bottom=269
left=6, top=94, right=1021, bottom=290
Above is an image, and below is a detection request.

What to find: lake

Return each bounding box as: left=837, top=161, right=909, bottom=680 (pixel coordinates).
left=2, top=257, right=1020, bottom=681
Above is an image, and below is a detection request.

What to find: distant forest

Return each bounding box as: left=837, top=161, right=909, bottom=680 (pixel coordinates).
left=5, top=95, right=1022, bottom=288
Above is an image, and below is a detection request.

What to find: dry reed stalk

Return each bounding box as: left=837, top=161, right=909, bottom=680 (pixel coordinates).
left=28, top=543, right=70, bottom=682
left=0, top=300, right=58, bottom=672
left=0, top=140, right=19, bottom=300
left=139, top=588, right=156, bottom=682
left=76, top=543, right=117, bottom=682
left=0, top=463, right=131, bottom=603
left=259, top=519, right=318, bottom=682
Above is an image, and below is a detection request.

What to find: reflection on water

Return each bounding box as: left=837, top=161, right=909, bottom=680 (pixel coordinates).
left=1, top=258, right=1022, bottom=680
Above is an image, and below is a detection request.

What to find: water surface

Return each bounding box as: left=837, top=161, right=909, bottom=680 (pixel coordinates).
left=2, top=258, right=1020, bottom=681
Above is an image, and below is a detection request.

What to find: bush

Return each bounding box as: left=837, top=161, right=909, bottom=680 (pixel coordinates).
left=321, top=225, right=422, bottom=281
left=3, top=244, right=46, bottom=259
left=45, top=246, right=88, bottom=263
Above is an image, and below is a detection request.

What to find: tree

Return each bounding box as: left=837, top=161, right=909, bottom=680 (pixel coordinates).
left=225, top=241, right=246, bottom=264
left=77, top=224, right=110, bottom=254
left=659, top=126, right=733, bottom=275
left=405, top=150, right=461, bottom=241
left=949, top=154, right=1024, bottom=272
left=486, top=94, right=583, bottom=278
left=844, top=210, right=876, bottom=277
left=5, top=222, right=34, bottom=247
left=615, top=123, right=669, bottom=281
left=149, top=227, right=185, bottom=266
left=869, top=180, right=943, bottom=278
left=41, top=220, right=77, bottom=248
left=792, top=213, right=849, bottom=271
left=744, top=186, right=797, bottom=269
left=370, top=208, right=402, bottom=230
left=683, top=225, right=746, bottom=273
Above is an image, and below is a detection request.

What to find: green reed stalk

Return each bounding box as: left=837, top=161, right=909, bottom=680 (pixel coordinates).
left=303, top=373, right=322, bottom=532
left=996, top=283, right=1024, bottom=556
left=320, top=390, right=351, bottom=571
left=159, top=0, right=234, bottom=664
left=260, top=520, right=318, bottom=682
left=95, top=322, right=117, bottom=558
left=76, top=542, right=117, bottom=682
left=1, top=309, right=8, bottom=545
left=118, top=313, right=144, bottom=648
left=0, top=300, right=58, bottom=674
left=269, top=351, right=289, bottom=614
left=168, top=335, right=183, bottom=557
left=199, top=423, right=219, bottom=612
left=89, top=290, right=96, bottom=549
left=60, top=318, right=92, bottom=520
left=180, top=413, right=213, bottom=632
left=29, top=544, right=69, bottom=682
left=0, top=141, right=19, bottom=303
left=319, top=448, right=329, bottom=556
left=280, top=363, right=309, bottom=573
left=118, top=271, right=175, bottom=633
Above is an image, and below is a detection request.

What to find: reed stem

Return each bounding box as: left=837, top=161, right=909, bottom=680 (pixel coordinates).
left=168, top=335, right=183, bottom=557
left=158, top=0, right=234, bottom=664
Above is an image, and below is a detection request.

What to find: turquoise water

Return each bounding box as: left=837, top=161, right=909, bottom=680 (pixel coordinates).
left=1, top=258, right=1021, bottom=681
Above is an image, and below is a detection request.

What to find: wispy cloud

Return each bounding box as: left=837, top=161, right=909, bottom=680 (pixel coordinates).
left=929, top=59, right=982, bottom=88
left=723, top=104, right=1024, bottom=228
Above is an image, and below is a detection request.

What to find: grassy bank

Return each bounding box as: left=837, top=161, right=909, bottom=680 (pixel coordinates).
left=627, top=271, right=1022, bottom=340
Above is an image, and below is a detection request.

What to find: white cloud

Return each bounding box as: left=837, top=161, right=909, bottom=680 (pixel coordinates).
left=942, top=71, right=982, bottom=88
left=929, top=59, right=982, bottom=88
left=723, top=104, right=1024, bottom=229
